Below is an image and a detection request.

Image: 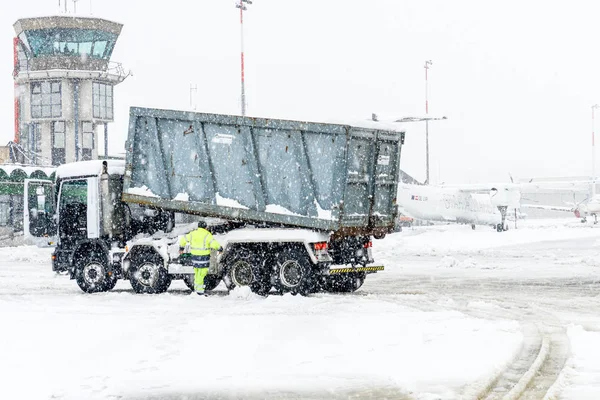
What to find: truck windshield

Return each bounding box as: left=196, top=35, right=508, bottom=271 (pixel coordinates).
left=58, top=179, right=88, bottom=243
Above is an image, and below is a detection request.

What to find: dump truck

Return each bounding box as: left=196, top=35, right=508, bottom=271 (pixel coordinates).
left=43, top=107, right=404, bottom=295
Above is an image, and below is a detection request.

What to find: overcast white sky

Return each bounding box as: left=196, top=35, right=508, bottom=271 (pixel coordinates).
left=2, top=0, right=600, bottom=184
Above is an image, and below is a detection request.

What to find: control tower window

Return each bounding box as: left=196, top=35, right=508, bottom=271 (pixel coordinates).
left=92, top=82, right=113, bottom=120
left=52, top=121, right=66, bottom=166
left=16, top=40, right=30, bottom=74
left=25, top=29, right=117, bottom=60
left=31, top=81, right=61, bottom=119
left=26, top=123, right=41, bottom=165
left=81, top=122, right=94, bottom=161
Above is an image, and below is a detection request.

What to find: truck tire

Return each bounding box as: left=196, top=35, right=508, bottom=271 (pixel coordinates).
left=273, top=248, right=315, bottom=296
left=129, top=252, right=171, bottom=294
left=183, top=274, right=195, bottom=291
left=223, top=255, right=258, bottom=290
left=204, top=274, right=222, bottom=291
left=223, top=250, right=271, bottom=295
left=104, top=276, right=118, bottom=291
left=75, top=255, right=116, bottom=293
left=323, top=273, right=365, bottom=293
left=183, top=273, right=221, bottom=292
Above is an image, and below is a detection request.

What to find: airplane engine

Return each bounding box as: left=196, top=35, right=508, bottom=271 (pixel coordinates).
left=489, top=188, right=521, bottom=208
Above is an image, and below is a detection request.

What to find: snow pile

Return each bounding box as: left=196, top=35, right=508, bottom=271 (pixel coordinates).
left=580, top=255, right=600, bottom=267
left=173, top=192, right=189, bottom=201
left=127, top=185, right=159, bottom=198
left=437, top=256, right=477, bottom=269
left=462, top=257, right=477, bottom=268
left=228, top=285, right=260, bottom=300
left=216, top=192, right=248, bottom=209
left=0, top=245, right=52, bottom=264
left=438, top=255, right=459, bottom=268
left=378, top=218, right=600, bottom=256
left=314, top=200, right=333, bottom=220
left=266, top=204, right=302, bottom=216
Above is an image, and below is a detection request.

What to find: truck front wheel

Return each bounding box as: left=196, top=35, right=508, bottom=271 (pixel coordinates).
left=129, top=253, right=171, bottom=294
left=75, top=256, right=116, bottom=293
left=183, top=273, right=221, bottom=292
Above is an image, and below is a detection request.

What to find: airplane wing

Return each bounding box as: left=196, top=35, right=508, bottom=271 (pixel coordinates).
left=394, top=116, right=448, bottom=123
left=439, top=181, right=592, bottom=193
left=524, top=181, right=593, bottom=192
left=521, top=204, right=573, bottom=212
left=370, top=113, right=448, bottom=123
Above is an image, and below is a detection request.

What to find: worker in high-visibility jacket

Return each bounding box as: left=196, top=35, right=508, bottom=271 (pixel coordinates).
left=179, top=221, right=222, bottom=296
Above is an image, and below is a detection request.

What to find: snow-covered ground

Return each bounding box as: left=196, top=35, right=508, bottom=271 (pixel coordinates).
left=1, top=218, right=599, bottom=399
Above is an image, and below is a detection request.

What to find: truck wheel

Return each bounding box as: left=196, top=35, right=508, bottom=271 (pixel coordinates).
left=183, top=274, right=195, bottom=291
left=75, top=255, right=115, bottom=293
left=223, top=251, right=271, bottom=295
left=204, top=274, right=222, bottom=291
left=223, top=251, right=256, bottom=290
left=129, top=253, right=171, bottom=294
left=273, top=249, right=314, bottom=296
left=104, top=275, right=118, bottom=291
left=183, top=273, right=222, bottom=292
left=324, top=273, right=365, bottom=293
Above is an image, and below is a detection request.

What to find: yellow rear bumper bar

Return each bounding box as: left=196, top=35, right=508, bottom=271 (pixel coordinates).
left=329, top=265, right=384, bottom=274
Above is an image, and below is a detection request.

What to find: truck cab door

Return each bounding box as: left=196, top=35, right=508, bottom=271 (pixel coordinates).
left=23, top=179, right=57, bottom=242
left=57, top=177, right=100, bottom=245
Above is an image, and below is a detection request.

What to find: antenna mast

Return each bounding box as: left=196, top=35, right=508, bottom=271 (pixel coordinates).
left=424, top=60, right=432, bottom=185
left=592, top=104, right=599, bottom=196
left=190, top=84, right=198, bottom=111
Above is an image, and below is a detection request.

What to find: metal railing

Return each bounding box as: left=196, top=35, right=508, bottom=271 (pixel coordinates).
left=14, top=58, right=131, bottom=80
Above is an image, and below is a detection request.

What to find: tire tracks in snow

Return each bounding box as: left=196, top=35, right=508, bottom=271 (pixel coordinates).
left=361, top=277, right=574, bottom=399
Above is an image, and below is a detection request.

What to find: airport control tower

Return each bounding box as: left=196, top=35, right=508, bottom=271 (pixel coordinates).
left=12, top=16, right=128, bottom=166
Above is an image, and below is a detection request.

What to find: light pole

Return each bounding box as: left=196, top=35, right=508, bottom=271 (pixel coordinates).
left=236, top=0, right=252, bottom=116
left=424, top=60, right=432, bottom=184
left=592, top=104, right=599, bottom=196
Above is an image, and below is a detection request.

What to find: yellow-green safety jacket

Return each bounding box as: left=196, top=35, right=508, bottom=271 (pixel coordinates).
left=179, top=228, right=221, bottom=256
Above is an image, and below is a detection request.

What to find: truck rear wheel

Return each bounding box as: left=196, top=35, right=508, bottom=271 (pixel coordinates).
left=223, top=250, right=271, bottom=296
left=129, top=253, right=171, bottom=294
left=75, top=255, right=116, bottom=293
left=273, top=248, right=315, bottom=296
left=224, top=257, right=255, bottom=290
left=323, top=273, right=365, bottom=293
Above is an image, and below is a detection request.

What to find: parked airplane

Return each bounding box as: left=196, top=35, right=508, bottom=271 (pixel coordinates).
left=369, top=113, right=521, bottom=232
left=396, top=183, right=521, bottom=232
left=521, top=182, right=600, bottom=223
left=521, top=104, right=600, bottom=223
